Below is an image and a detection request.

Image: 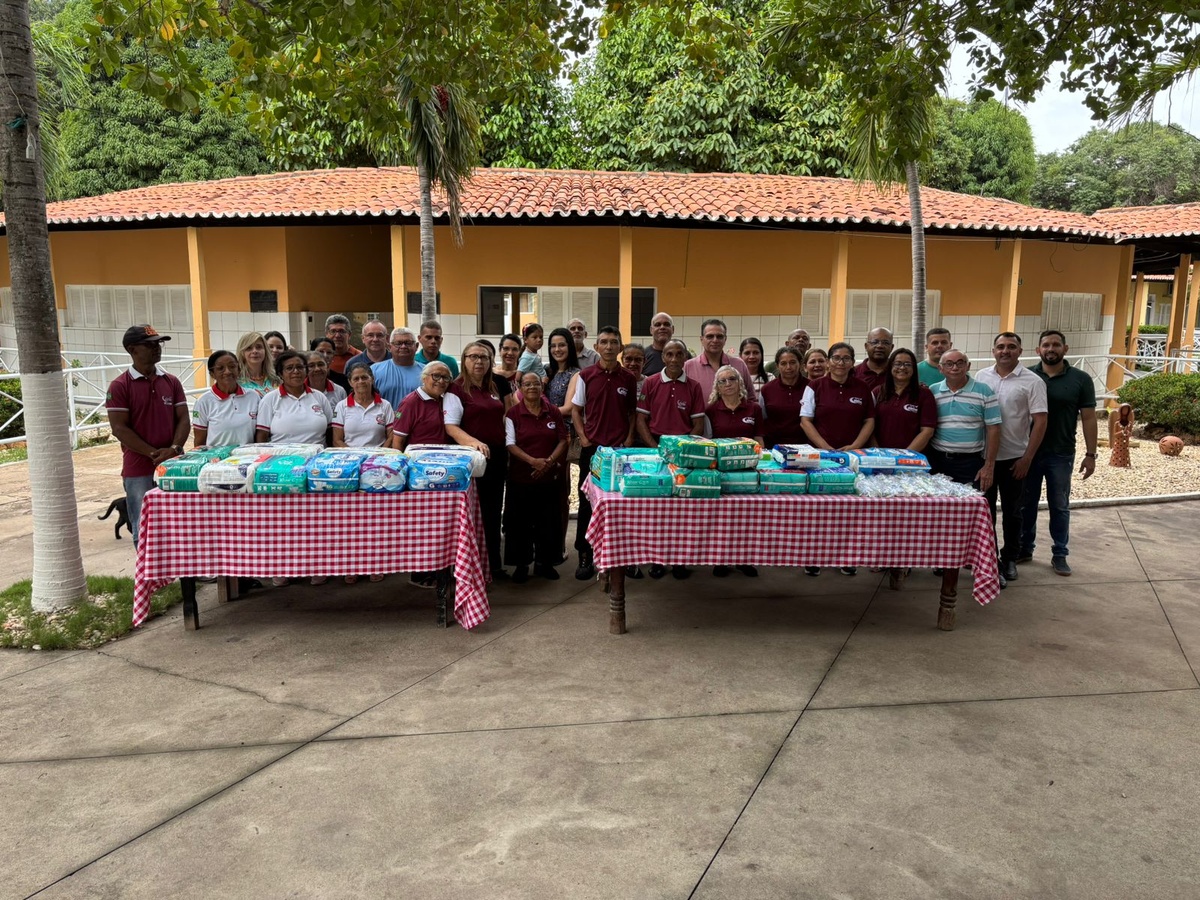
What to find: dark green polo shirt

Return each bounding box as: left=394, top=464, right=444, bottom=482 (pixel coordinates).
left=1030, top=360, right=1096, bottom=455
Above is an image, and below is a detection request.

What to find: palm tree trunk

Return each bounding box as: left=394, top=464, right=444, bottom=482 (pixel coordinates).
left=418, top=160, right=437, bottom=324
left=0, top=0, right=87, bottom=610
left=907, top=160, right=927, bottom=351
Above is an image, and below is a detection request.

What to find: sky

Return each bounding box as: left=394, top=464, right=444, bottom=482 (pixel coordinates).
left=945, top=46, right=1200, bottom=155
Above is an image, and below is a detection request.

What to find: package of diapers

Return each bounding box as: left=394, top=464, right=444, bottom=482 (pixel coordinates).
left=713, top=438, right=762, bottom=471
left=306, top=450, right=369, bottom=493
left=719, top=469, right=761, bottom=494
left=770, top=444, right=822, bottom=469
left=666, top=463, right=720, bottom=488
left=657, top=435, right=717, bottom=469
left=405, top=444, right=486, bottom=478
left=359, top=454, right=409, bottom=493
left=232, top=442, right=322, bottom=460
left=618, top=457, right=673, bottom=498
left=807, top=462, right=859, bottom=494
left=190, top=445, right=238, bottom=460
left=251, top=455, right=311, bottom=494
left=407, top=452, right=472, bottom=491
left=590, top=447, right=662, bottom=492
left=155, top=448, right=233, bottom=491
left=847, top=448, right=930, bottom=475
left=197, top=454, right=271, bottom=494
left=757, top=461, right=809, bottom=495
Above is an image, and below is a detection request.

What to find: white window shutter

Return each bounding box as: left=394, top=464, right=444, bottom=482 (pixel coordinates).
left=539, top=288, right=566, bottom=328
left=848, top=290, right=872, bottom=337
left=149, top=288, right=170, bottom=327
left=97, top=286, right=115, bottom=329
left=169, top=287, right=191, bottom=329
left=799, top=289, right=826, bottom=334
left=131, top=287, right=150, bottom=324
left=569, top=288, right=597, bottom=330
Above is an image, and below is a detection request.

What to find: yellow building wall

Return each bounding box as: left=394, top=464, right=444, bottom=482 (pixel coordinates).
left=48, top=229, right=190, bottom=306
left=285, top=225, right=391, bottom=310
left=1017, top=241, right=1123, bottom=315
left=199, top=227, right=288, bottom=311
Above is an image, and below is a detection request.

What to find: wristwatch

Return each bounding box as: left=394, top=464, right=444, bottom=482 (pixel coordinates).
left=171, top=445, right=184, bottom=455
left=1084, top=453, right=1096, bottom=459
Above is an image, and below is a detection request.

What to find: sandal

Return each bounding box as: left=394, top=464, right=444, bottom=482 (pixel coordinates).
left=344, top=575, right=359, bottom=585
left=369, top=574, right=384, bottom=583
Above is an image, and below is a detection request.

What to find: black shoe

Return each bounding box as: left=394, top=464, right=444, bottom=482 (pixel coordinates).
left=534, top=563, right=560, bottom=580
left=1015, top=553, right=1033, bottom=564
left=736, top=565, right=759, bottom=577
left=804, top=566, right=821, bottom=577
left=574, top=553, right=595, bottom=581
left=648, top=564, right=666, bottom=579
left=492, top=567, right=510, bottom=581
left=410, top=573, right=436, bottom=590
left=625, top=565, right=644, bottom=579
left=839, top=567, right=857, bottom=576
left=1052, top=556, right=1072, bottom=576
left=713, top=566, right=732, bottom=577
left=998, top=572, right=1008, bottom=590
left=932, top=568, right=944, bottom=576
left=511, top=565, right=529, bottom=584
left=671, top=565, right=692, bottom=580
left=1001, top=560, right=1018, bottom=582
left=238, top=577, right=263, bottom=593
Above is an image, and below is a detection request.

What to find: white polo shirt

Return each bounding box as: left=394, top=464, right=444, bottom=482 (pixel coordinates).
left=333, top=393, right=396, bottom=448
left=975, top=364, right=1048, bottom=460
left=192, top=385, right=260, bottom=447
left=256, top=386, right=333, bottom=445
left=314, top=380, right=347, bottom=407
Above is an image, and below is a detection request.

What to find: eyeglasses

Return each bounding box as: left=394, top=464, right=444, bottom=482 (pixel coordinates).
left=464, top=354, right=490, bottom=361
left=715, top=377, right=741, bottom=385
left=391, top=340, right=415, bottom=347
left=941, top=360, right=968, bottom=368
left=426, top=374, right=451, bottom=383
left=327, top=328, right=349, bottom=336
left=829, top=356, right=853, bottom=363
left=281, top=364, right=308, bottom=373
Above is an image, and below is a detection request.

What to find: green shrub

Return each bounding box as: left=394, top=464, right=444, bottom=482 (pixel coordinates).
left=1127, top=325, right=1169, bottom=335
left=0, top=376, right=23, bottom=442
left=1116, top=373, right=1200, bottom=434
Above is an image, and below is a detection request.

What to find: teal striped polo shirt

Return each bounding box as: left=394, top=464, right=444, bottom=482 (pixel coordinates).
left=929, top=376, right=1001, bottom=453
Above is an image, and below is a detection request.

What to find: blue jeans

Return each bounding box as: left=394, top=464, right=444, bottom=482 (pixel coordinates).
left=123, top=475, right=155, bottom=547
left=1020, top=453, right=1074, bottom=558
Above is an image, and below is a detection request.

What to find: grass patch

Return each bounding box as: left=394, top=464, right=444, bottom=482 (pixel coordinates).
left=0, top=433, right=112, bottom=466
left=0, top=575, right=182, bottom=650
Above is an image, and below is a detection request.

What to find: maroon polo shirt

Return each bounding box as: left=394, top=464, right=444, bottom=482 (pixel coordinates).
left=637, top=372, right=706, bottom=438
left=705, top=399, right=763, bottom=439
left=853, top=361, right=888, bottom=393
left=759, top=376, right=808, bottom=448
left=576, top=363, right=638, bottom=446
left=807, top=375, right=874, bottom=449
left=872, top=384, right=938, bottom=449
left=105, top=366, right=187, bottom=477
left=449, top=382, right=506, bottom=447
left=506, top=399, right=567, bottom=483
left=395, top=389, right=448, bottom=445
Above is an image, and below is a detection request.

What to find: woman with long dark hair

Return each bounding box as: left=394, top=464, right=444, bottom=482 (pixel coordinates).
left=545, top=327, right=580, bottom=558
left=873, top=348, right=937, bottom=451
left=739, top=337, right=771, bottom=391
left=760, top=346, right=807, bottom=450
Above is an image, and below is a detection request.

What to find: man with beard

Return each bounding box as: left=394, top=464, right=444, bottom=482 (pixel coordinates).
left=853, top=327, right=894, bottom=391
left=1018, top=330, right=1097, bottom=577
left=917, top=328, right=952, bottom=386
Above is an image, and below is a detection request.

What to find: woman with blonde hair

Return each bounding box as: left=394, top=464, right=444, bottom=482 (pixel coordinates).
left=236, top=331, right=279, bottom=394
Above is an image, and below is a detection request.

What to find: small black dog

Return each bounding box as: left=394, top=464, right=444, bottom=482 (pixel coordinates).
left=98, top=497, right=132, bottom=540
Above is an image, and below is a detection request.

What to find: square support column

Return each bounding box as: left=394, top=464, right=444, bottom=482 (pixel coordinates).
left=186, top=227, right=211, bottom=388
left=1127, top=272, right=1146, bottom=356
left=1105, top=245, right=1136, bottom=398
left=998, top=238, right=1023, bottom=335
left=1166, top=254, right=1191, bottom=358
left=828, top=233, right=850, bottom=344
left=619, top=226, right=633, bottom=341
left=1186, top=263, right=1200, bottom=350
left=390, top=226, right=408, bottom=330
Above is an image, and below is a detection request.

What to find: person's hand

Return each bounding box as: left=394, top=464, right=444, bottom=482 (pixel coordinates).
left=472, top=441, right=490, bottom=459
left=530, top=457, right=549, bottom=478
left=1012, top=456, right=1033, bottom=480
left=976, top=463, right=994, bottom=491
left=1079, top=455, right=1096, bottom=480
left=149, top=447, right=174, bottom=465
left=578, top=435, right=592, bottom=448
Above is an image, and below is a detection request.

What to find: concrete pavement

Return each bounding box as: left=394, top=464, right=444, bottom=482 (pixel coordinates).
left=2, top=445, right=1200, bottom=898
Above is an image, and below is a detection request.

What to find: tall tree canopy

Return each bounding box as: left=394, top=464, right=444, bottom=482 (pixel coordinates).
left=574, top=0, right=848, bottom=175
left=925, top=98, right=1036, bottom=204
left=1033, top=122, right=1200, bottom=214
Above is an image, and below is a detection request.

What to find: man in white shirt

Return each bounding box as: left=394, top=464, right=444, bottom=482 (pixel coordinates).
left=975, top=332, right=1048, bottom=586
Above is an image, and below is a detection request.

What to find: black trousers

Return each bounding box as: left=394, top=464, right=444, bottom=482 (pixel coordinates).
left=575, top=444, right=598, bottom=556
left=504, top=476, right=564, bottom=567
left=985, top=458, right=1024, bottom=562
left=479, top=445, right=507, bottom=571
left=927, top=447, right=983, bottom=488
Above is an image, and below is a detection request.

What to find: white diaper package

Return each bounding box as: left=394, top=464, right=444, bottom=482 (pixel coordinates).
left=360, top=454, right=410, bottom=493
left=307, top=450, right=370, bottom=493
left=232, top=442, right=322, bottom=460
left=407, top=452, right=473, bottom=491
left=197, top=454, right=271, bottom=494
left=405, top=444, right=487, bottom=478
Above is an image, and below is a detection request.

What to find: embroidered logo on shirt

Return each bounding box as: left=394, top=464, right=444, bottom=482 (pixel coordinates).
left=616, top=387, right=629, bottom=396
left=311, top=405, right=322, bottom=413
left=742, top=416, right=755, bottom=425
left=849, top=397, right=863, bottom=405
left=904, top=403, right=919, bottom=413
left=676, top=401, right=688, bottom=410
left=547, top=421, right=557, bottom=429
left=375, top=415, right=385, bottom=425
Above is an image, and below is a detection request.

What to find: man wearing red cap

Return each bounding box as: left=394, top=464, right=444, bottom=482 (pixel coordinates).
left=105, top=325, right=190, bottom=547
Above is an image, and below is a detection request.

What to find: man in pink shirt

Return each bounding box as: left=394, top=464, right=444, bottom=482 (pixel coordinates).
left=682, top=318, right=757, bottom=404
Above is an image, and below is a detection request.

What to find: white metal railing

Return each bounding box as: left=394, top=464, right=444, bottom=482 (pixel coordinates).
left=0, top=354, right=209, bottom=449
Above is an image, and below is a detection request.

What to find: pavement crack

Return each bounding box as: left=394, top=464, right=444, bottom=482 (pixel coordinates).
left=95, top=650, right=343, bottom=719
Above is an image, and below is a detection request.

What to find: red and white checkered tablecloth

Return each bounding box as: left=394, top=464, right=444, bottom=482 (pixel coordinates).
left=584, top=481, right=1000, bottom=606
left=132, top=486, right=491, bottom=629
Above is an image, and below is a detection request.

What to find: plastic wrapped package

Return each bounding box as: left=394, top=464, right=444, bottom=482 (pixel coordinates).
left=155, top=448, right=235, bottom=491
left=360, top=454, right=410, bottom=493
left=619, top=457, right=673, bottom=497
left=657, top=435, right=718, bottom=469
left=405, top=444, right=487, bottom=478
left=408, top=452, right=473, bottom=491
left=251, top=455, right=311, bottom=494
left=718, top=469, right=761, bottom=494
left=232, top=442, right=322, bottom=460
left=307, top=450, right=370, bottom=493
left=713, top=438, right=762, bottom=471
left=807, top=463, right=858, bottom=494
left=590, top=447, right=662, bottom=492
left=770, top=444, right=822, bottom=469
left=847, top=448, right=930, bottom=475
left=197, top=454, right=271, bottom=494
left=667, top=463, right=720, bottom=488
left=757, top=461, right=809, bottom=494
left=191, top=445, right=238, bottom=460
left=855, top=473, right=980, bottom=498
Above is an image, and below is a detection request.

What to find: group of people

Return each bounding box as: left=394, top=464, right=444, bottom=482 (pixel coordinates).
left=107, top=310, right=1098, bottom=591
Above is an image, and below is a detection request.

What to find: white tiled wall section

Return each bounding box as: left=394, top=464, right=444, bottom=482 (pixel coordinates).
left=206, top=311, right=308, bottom=356
left=406, top=313, right=479, bottom=360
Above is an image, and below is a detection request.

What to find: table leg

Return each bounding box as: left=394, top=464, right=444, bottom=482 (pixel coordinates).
left=217, top=576, right=239, bottom=603
left=938, top=568, right=960, bottom=631
left=607, top=568, right=626, bottom=635
left=181, top=577, right=200, bottom=631
left=887, top=567, right=909, bottom=591
left=435, top=568, right=454, bottom=628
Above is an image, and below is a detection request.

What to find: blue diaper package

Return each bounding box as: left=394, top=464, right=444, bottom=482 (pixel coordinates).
left=306, top=450, right=368, bottom=493
left=360, top=454, right=409, bottom=493
left=408, top=452, right=472, bottom=491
